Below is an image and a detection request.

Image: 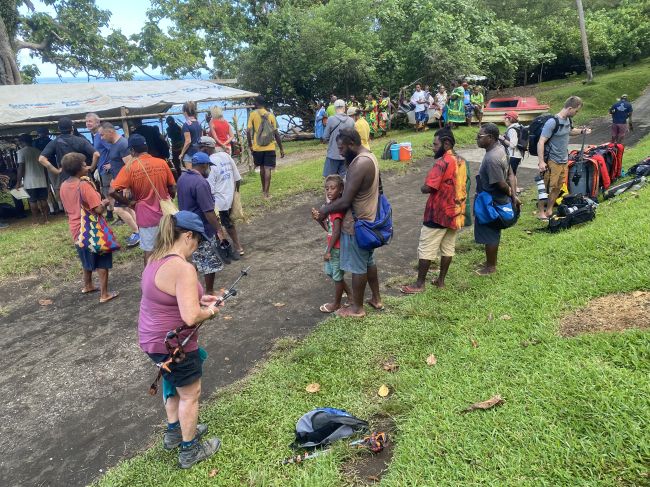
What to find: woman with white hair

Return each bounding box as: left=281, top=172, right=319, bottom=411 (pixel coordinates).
left=209, top=106, right=234, bottom=155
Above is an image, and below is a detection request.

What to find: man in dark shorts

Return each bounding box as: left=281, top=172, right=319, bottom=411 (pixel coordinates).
left=474, top=123, right=519, bottom=276
left=15, top=133, right=49, bottom=223
left=246, top=95, right=285, bottom=199
left=317, top=128, right=383, bottom=318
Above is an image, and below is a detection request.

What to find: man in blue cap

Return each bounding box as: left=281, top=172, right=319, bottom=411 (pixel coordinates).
left=177, top=152, right=226, bottom=294
left=110, top=134, right=177, bottom=265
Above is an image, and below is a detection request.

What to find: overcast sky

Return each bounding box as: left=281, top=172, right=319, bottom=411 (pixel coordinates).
left=18, top=0, right=155, bottom=79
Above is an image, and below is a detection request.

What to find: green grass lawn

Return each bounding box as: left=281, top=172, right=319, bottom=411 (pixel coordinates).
left=0, top=126, right=478, bottom=280
left=98, top=140, right=650, bottom=486
left=532, top=58, right=650, bottom=125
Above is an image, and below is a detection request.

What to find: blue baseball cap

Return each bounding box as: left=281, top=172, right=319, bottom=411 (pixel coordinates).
left=128, top=134, right=147, bottom=148
left=172, top=211, right=208, bottom=241
left=191, top=152, right=211, bottom=165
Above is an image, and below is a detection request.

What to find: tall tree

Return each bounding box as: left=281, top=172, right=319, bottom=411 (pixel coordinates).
left=0, top=0, right=137, bottom=85
left=575, top=0, right=594, bottom=82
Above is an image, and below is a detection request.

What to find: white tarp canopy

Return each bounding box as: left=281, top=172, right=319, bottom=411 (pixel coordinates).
left=0, top=79, right=258, bottom=135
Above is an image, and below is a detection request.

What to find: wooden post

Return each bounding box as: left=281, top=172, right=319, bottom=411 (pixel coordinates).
left=120, top=106, right=130, bottom=136
left=576, top=0, right=594, bottom=82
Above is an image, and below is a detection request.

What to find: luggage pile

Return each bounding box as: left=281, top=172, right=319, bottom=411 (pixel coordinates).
left=567, top=143, right=624, bottom=199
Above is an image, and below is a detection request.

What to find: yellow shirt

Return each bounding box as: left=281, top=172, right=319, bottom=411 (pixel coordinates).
left=355, top=118, right=371, bottom=150
left=248, top=108, right=278, bottom=152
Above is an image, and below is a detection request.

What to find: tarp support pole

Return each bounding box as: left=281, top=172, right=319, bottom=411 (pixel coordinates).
left=120, top=107, right=130, bottom=137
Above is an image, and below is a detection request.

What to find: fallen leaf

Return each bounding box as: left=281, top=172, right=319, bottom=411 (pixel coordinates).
left=382, top=360, right=399, bottom=373
left=305, top=383, right=321, bottom=393
left=208, top=469, right=218, bottom=478
left=521, top=338, right=542, bottom=348
left=274, top=302, right=286, bottom=308
left=500, top=314, right=512, bottom=321
left=38, top=299, right=53, bottom=306
left=525, top=230, right=533, bottom=235
left=426, top=354, right=437, bottom=366
left=487, top=312, right=494, bottom=321
left=470, top=338, right=479, bottom=348
left=367, top=475, right=380, bottom=482
left=223, top=315, right=233, bottom=320
left=461, top=394, right=504, bottom=414
left=377, top=384, right=390, bottom=397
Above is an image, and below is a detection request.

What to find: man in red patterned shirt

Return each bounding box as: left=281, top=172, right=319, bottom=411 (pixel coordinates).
left=400, top=128, right=467, bottom=293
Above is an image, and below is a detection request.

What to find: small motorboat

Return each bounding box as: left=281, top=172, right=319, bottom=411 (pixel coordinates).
left=482, top=96, right=549, bottom=123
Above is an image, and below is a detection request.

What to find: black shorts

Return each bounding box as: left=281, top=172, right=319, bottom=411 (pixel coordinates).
left=474, top=218, right=501, bottom=246
left=219, top=209, right=234, bottom=229
left=252, top=150, right=277, bottom=168
left=25, top=187, right=48, bottom=203
left=147, top=349, right=203, bottom=388
left=509, top=157, right=522, bottom=175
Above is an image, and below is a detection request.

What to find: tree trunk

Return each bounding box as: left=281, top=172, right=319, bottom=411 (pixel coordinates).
left=0, top=14, right=21, bottom=84
left=576, top=0, right=594, bottom=83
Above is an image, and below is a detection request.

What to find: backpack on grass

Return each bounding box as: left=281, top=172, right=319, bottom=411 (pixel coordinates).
left=381, top=140, right=397, bottom=160
left=291, top=408, right=368, bottom=449
left=255, top=111, right=275, bottom=147
left=548, top=193, right=597, bottom=233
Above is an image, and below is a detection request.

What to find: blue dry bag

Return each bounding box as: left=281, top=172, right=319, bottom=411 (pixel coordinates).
left=354, top=192, right=393, bottom=250
left=474, top=191, right=519, bottom=230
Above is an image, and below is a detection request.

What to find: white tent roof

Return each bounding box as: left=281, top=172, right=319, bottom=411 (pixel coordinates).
left=0, top=79, right=258, bottom=135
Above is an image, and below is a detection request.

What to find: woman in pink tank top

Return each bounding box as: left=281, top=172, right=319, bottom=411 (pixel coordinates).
left=138, top=211, right=223, bottom=468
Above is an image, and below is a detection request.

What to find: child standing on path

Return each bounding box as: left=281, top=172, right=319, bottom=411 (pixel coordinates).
left=312, top=175, right=352, bottom=313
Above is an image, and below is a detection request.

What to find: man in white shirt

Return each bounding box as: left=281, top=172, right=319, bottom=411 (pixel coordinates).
left=410, top=84, right=429, bottom=130
left=199, top=136, right=244, bottom=256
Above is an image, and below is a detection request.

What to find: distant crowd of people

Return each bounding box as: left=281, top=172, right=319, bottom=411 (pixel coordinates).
left=407, top=81, right=485, bottom=131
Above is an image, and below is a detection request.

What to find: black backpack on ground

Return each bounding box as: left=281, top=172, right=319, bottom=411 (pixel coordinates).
left=382, top=139, right=397, bottom=160
left=627, top=158, right=650, bottom=176
left=548, top=193, right=596, bottom=233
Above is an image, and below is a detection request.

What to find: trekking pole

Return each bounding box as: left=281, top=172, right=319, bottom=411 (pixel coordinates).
left=179, top=266, right=251, bottom=347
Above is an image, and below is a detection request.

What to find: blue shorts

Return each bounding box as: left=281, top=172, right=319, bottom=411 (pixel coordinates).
left=464, top=104, right=474, bottom=119
left=324, top=248, right=344, bottom=282
left=323, top=158, right=347, bottom=178
left=340, top=232, right=375, bottom=274
left=75, top=245, right=113, bottom=271
left=415, top=111, right=427, bottom=123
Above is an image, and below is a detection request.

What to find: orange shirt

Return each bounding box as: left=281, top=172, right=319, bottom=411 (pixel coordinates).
left=111, top=154, right=175, bottom=228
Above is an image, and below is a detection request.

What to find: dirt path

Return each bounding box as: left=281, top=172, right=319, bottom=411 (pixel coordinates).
left=0, top=152, right=536, bottom=487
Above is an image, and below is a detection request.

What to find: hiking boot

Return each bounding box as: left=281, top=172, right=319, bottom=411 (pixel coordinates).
left=163, top=423, right=208, bottom=450
left=178, top=437, right=221, bottom=469
left=126, top=232, right=140, bottom=247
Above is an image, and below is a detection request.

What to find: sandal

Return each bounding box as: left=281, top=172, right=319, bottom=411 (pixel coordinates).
left=319, top=303, right=338, bottom=313
left=81, top=288, right=98, bottom=294
left=400, top=285, right=424, bottom=295
left=335, top=307, right=366, bottom=318
left=100, top=291, right=120, bottom=303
